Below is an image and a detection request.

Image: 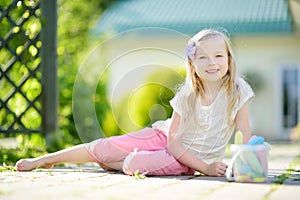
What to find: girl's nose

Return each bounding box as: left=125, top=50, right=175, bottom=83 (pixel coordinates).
left=208, top=57, right=216, bottom=66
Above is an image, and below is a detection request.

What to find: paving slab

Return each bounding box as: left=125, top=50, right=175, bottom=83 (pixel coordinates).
left=0, top=143, right=299, bottom=200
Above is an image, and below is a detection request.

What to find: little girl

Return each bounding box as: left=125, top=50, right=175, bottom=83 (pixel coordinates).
left=16, top=28, right=254, bottom=177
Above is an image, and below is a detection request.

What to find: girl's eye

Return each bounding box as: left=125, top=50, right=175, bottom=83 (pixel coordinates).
left=216, top=54, right=224, bottom=57
left=198, top=56, right=206, bottom=59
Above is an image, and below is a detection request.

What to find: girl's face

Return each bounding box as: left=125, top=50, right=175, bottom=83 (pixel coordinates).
left=192, top=35, right=229, bottom=83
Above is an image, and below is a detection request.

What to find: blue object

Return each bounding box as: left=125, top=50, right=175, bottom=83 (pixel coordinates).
left=247, top=136, right=265, bottom=145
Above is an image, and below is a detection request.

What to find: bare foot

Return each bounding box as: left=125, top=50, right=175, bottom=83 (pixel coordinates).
left=15, top=158, right=54, bottom=172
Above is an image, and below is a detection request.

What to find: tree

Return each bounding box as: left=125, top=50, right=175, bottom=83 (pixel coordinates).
left=114, top=67, right=186, bottom=134
left=47, top=0, right=116, bottom=150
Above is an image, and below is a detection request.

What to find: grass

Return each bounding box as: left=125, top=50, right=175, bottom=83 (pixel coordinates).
left=288, top=155, right=300, bottom=182
left=0, top=134, right=48, bottom=167
left=274, top=172, right=291, bottom=184
left=264, top=153, right=300, bottom=199
left=291, top=155, right=300, bottom=166
left=272, top=154, right=300, bottom=184
left=263, top=184, right=280, bottom=200
left=133, top=170, right=147, bottom=180
left=0, top=163, right=16, bottom=172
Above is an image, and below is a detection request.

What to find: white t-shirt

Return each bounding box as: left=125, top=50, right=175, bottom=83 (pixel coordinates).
left=152, top=77, right=254, bottom=164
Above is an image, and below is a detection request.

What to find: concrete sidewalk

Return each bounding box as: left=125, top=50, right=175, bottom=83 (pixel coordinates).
left=0, top=143, right=299, bottom=200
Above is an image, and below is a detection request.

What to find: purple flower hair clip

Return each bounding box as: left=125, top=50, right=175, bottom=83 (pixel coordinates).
left=185, top=40, right=197, bottom=60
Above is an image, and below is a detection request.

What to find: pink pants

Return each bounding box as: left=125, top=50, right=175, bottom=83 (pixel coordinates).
left=86, top=127, right=195, bottom=176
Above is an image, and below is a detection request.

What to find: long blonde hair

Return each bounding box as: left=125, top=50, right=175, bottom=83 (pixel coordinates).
left=179, top=28, right=239, bottom=133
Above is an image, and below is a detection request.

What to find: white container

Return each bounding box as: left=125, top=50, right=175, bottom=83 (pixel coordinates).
left=226, top=144, right=271, bottom=182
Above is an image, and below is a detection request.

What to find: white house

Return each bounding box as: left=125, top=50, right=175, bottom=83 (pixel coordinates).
left=91, top=0, right=300, bottom=140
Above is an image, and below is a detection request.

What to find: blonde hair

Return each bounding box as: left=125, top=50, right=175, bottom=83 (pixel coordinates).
left=178, top=28, right=239, bottom=134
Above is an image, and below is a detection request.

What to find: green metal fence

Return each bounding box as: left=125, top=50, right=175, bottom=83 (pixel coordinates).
left=0, top=0, right=57, bottom=136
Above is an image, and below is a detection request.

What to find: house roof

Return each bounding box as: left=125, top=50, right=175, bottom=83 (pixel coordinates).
left=92, top=0, right=293, bottom=36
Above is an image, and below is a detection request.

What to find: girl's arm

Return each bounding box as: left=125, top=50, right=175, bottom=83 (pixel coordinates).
left=235, top=103, right=252, bottom=143
left=167, top=111, right=227, bottom=176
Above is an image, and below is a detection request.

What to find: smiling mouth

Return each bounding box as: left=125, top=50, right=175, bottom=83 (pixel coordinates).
left=206, top=69, right=220, bottom=74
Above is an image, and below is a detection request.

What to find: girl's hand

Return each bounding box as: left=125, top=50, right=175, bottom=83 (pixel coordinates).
left=205, top=162, right=228, bottom=176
